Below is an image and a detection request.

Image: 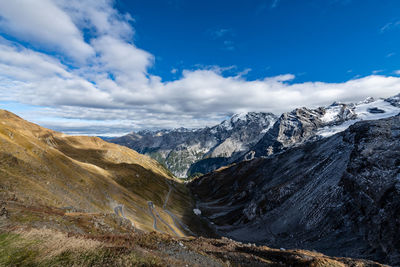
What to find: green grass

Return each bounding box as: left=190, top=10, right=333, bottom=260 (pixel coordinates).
left=0, top=232, right=41, bottom=267
left=0, top=232, right=163, bottom=267
left=42, top=249, right=163, bottom=267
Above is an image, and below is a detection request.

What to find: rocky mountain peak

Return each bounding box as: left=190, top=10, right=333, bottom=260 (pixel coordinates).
left=190, top=114, right=400, bottom=266
left=247, top=94, right=400, bottom=158
left=111, top=112, right=277, bottom=177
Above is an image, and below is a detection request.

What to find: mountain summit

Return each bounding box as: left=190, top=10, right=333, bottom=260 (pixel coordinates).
left=111, top=112, right=277, bottom=177
left=1, top=109, right=386, bottom=266
left=190, top=113, right=400, bottom=266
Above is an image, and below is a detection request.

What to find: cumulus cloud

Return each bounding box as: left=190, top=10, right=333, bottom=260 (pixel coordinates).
left=0, top=0, right=399, bottom=135
left=0, top=0, right=94, bottom=62
left=55, top=0, right=134, bottom=40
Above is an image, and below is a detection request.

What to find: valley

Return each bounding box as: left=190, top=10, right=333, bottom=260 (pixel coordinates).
left=1, top=1, right=399, bottom=266
left=1, top=93, right=399, bottom=266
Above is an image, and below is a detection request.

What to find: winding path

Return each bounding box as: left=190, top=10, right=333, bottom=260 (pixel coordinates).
left=161, top=182, right=195, bottom=236
left=147, top=201, right=160, bottom=232
left=114, top=204, right=136, bottom=228
left=114, top=204, right=125, bottom=218
left=111, top=182, right=194, bottom=236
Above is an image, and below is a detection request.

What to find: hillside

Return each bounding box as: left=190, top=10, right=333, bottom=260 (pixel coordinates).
left=0, top=109, right=205, bottom=236
left=0, top=109, right=386, bottom=266
left=190, top=114, right=400, bottom=266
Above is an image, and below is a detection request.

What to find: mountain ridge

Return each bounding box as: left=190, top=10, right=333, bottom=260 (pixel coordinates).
left=111, top=94, right=400, bottom=179
left=0, top=108, right=387, bottom=266
left=190, top=114, right=400, bottom=265
left=0, top=109, right=204, bottom=237
left=111, top=111, right=277, bottom=177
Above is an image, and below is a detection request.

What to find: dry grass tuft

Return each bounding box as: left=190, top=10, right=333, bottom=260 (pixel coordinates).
left=17, top=228, right=103, bottom=259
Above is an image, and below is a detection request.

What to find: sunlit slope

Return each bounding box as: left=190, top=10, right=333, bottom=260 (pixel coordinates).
left=0, top=109, right=198, bottom=236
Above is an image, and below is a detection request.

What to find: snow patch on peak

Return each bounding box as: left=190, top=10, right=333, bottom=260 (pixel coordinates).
left=358, top=96, right=375, bottom=105
left=231, top=112, right=248, bottom=123
left=219, top=119, right=234, bottom=131
left=318, top=99, right=400, bottom=137
left=321, top=105, right=344, bottom=123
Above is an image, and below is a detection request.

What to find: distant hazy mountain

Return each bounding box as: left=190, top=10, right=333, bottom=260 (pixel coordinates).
left=111, top=112, right=277, bottom=177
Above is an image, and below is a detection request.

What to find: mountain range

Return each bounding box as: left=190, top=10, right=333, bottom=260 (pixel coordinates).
left=1, top=108, right=386, bottom=266
left=111, top=95, right=400, bottom=179
left=111, top=112, right=277, bottom=177
left=190, top=114, right=400, bottom=265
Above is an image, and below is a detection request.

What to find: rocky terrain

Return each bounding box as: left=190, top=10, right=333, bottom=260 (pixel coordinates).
left=246, top=96, right=400, bottom=159
left=0, top=109, right=386, bottom=266
left=190, top=114, right=400, bottom=266
left=112, top=95, right=400, bottom=180
left=1, top=202, right=384, bottom=266
left=111, top=112, right=277, bottom=177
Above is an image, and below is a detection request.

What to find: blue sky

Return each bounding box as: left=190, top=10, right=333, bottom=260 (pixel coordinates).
left=0, top=0, right=399, bottom=135
left=121, top=0, right=400, bottom=82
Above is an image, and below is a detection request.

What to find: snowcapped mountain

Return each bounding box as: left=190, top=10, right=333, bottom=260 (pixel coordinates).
left=246, top=94, right=400, bottom=159
left=111, top=112, right=277, bottom=177
left=190, top=114, right=400, bottom=265
left=111, top=94, right=400, bottom=178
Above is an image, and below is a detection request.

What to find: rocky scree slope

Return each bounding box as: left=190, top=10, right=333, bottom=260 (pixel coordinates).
left=190, top=114, right=400, bottom=266
left=111, top=112, right=277, bottom=178
left=0, top=109, right=385, bottom=266
left=246, top=95, right=400, bottom=159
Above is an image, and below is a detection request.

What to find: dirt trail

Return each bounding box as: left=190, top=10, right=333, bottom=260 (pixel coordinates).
left=147, top=201, right=160, bottom=232
left=161, top=182, right=195, bottom=236
left=114, top=204, right=125, bottom=218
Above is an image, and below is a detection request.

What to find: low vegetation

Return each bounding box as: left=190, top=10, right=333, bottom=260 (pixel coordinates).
left=0, top=110, right=389, bottom=266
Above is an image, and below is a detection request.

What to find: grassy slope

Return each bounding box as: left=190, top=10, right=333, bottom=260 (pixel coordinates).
left=0, top=204, right=385, bottom=267
left=0, top=110, right=387, bottom=266
left=0, top=109, right=199, bottom=236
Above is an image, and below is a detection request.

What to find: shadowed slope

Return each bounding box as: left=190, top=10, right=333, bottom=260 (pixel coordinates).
left=0, top=110, right=388, bottom=266
left=0, top=109, right=201, bottom=236
left=190, top=115, right=400, bottom=265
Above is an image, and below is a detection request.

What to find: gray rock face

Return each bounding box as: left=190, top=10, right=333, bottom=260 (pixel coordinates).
left=111, top=112, right=277, bottom=177
left=247, top=96, right=400, bottom=159
left=190, top=115, right=400, bottom=265
left=385, top=93, right=400, bottom=107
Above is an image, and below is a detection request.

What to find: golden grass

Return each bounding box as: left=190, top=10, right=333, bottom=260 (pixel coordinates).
left=0, top=109, right=196, bottom=237
left=17, top=228, right=103, bottom=260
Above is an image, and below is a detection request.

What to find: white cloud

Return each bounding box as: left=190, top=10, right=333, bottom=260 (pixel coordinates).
left=209, top=28, right=234, bottom=39
left=55, top=0, right=134, bottom=40
left=0, top=0, right=399, bottom=135
left=394, top=70, right=400, bottom=75
left=0, top=0, right=94, bottom=62
left=372, top=70, right=383, bottom=75
left=91, top=35, right=154, bottom=84
left=380, top=20, right=400, bottom=33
